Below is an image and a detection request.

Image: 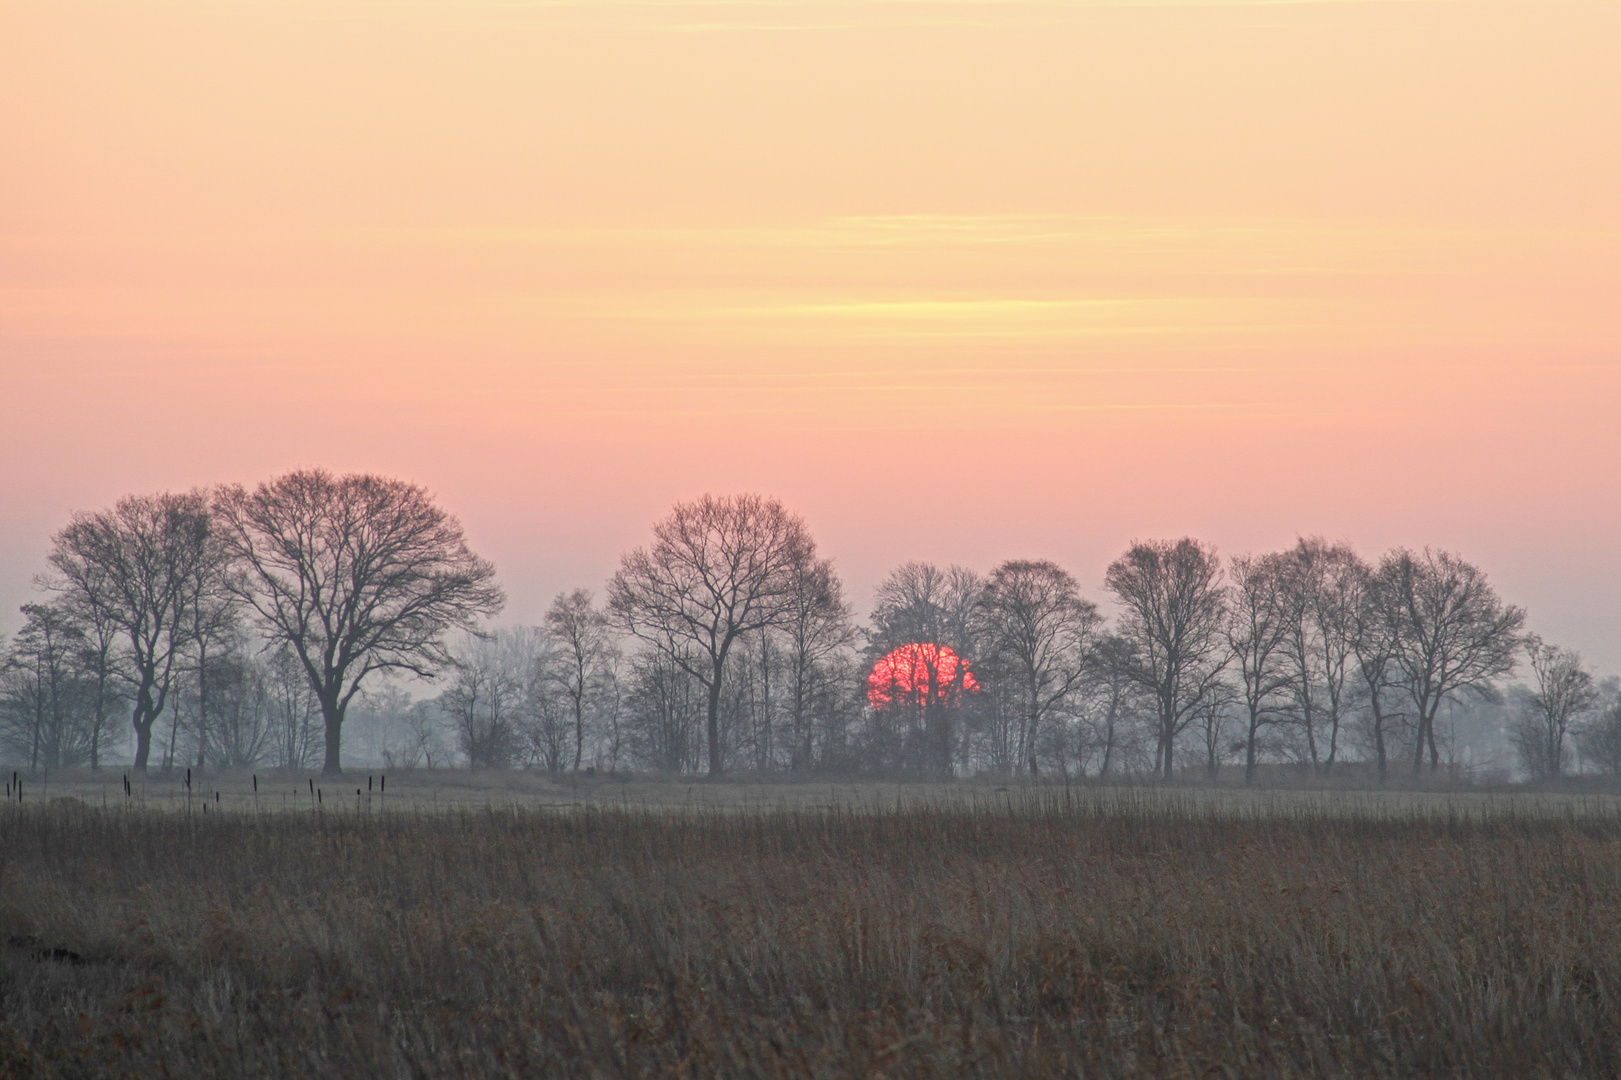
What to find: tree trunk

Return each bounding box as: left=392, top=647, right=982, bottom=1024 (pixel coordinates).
left=321, top=694, right=345, bottom=776
left=1324, top=711, right=1340, bottom=774
left=931, top=703, right=955, bottom=779
left=759, top=636, right=772, bottom=773
left=792, top=655, right=810, bottom=772
left=163, top=707, right=179, bottom=773
left=196, top=646, right=208, bottom=771
left=130, top=679, right=157, bottom=772
left=132, top=713, right=153, bottom=771
left=1372, top=701, right=1388, bottom=784
left=1099, top=709, right=1116, bottom=778
left=30, top=700, right=41, bottom=773
left=573, top=695, right=585, bottom=772
left=91, top=682, right=106, bottom=771
left=1027, top=701, right=1041, bottom=776
left=705, top=671, right=724, bottom=778
left=1244, top=707, right=1261, bottom=784
left=1412, top=710, right=1428, bottom=777
left=1159, top=705, right=1175, bottom=779
left=1302, top=701, right=1320, bottom=773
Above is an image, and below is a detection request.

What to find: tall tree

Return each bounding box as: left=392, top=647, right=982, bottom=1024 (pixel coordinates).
left=1225, top=552, right=1291, bottom=783
left=869, top=563, right=984, bottom=656
left=623, top=650, right=707, bottom=774
left=608, top=494, right=816, bottom=778
left=1278, top=538, right=1362, bottom=773
left=180, top=565, right=239, bottom=771
left=216, top=470, right=504, bottom=775
left=543, top=589, right=617, bottom=771
left=1512, top=636, right=1598, bottom=780
left=980, top=559, right=1102, bottom=775
left=264, top=643, right=323, bottom=771
left=62, top=588, right=123, bottom=771
left=867, top=562, right=985, bottom=777
left=206, top=642, right=275, bottom=769
left=776, top=557, right=854, bottom=771
left=1348, top=560, right=1401, bottom=784
left=1080, top=634, right=1145, bottom=778
left=1193, top=683, right=1240, bottom=781
left=169, top=631, right=274, bottom=770
left=47, top=490, right=217, bottom=771
left=1577, top=696, right=1621, bottom=779
left=0, top=603, right=86, bottom=770
left=1376, top=548, right=1525, bottom=776
left=1104, top=538, right=1228, bottom=778
left=442, top=629, right=534, bottom=770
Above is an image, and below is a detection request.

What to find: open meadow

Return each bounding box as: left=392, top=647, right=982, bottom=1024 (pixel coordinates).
left=4, top=779, right=1621, bottom=1078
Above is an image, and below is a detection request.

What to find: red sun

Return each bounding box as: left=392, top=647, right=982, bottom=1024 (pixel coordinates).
left=866, top=643, right=981, bottom=710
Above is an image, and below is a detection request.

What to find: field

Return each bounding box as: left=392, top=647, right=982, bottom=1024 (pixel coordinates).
left=4, top=780, right=1621, bottom=1078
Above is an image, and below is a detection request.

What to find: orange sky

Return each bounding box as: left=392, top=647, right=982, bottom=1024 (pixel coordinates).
left=3, top=0, right=1619, bottom=668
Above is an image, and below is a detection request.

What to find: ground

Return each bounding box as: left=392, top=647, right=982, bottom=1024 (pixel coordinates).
left=3, top=777, right=1620, bottom=1077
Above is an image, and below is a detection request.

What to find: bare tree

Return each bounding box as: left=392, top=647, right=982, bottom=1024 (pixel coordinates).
left=441, top=629, right=534, bottom=770
left=524, top=691, right=572, bottom=771
left=1078, top=634, right=1148, bottom=778
left=0, top=603, right=87, bottom=770
left=543, top=589, right=617, bottom=771
left=1194, top=685, right=1240, bottom=781
left=1511, top=636, right=1598, bottom=780
left=980, top=560, right=1102, bottom=776
left=1376, top=548, right=1525, bottom=776
left=726, top=628, right=785, bottom=772
left=867, top=562, right=985, bottom=777
left=1578, top=693, right=1621, bottom=779
left=780, top=558, right=855, bottom=772
left=265, top=643, right=323, bottom=770
left=180, top=569, right=240, bottom=771
left=1104, top=538, right=1228, bottom=779
left=177, top=633, right=274, bottom=769
left=608, top=494, right=817, bottom=778
left=624, top=649, right=707, bottom=773
left=1348, top=561, right=1402, bottom=784
left=869, top=563, right=984, bottom=654
left=63, top=591, right=124, bottom=771
left=1277, top=538, right=1362, bottom=774
left=47, top=490, right=217, bottom=771
left=390, top=699, right=449, bottom=770
left=216, top=470, right=504, bottom=775
left=1225, top=552, right=1292, bottom=784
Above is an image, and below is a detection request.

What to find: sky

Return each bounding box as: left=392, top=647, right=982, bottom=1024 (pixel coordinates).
left=2, top=0, right=1619, bottom=669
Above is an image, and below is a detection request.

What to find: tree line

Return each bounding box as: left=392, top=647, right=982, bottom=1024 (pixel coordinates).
left=4, top=479, right=1617, bottom=782
left=1, top=473, right=501, bottom=776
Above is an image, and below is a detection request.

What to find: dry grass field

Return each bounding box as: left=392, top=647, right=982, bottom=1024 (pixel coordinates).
left=3, top=783, right=1621, bottom=1078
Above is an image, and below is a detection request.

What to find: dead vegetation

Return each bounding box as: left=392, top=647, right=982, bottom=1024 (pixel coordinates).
left=3, top=792, right=1621, bottom=1077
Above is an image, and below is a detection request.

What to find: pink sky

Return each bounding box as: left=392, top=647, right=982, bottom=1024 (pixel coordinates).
left=3, top=0, right=1619, bottom=669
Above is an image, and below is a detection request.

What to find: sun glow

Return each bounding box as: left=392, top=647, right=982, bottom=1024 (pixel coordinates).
left=866, top=644, right=982, bottom=711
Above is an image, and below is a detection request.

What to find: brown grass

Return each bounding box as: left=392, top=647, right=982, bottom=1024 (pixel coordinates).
left=3, top=791, right=1621, bottom=1077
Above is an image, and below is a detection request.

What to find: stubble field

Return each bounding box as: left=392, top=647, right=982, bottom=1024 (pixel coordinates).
left=3, top=779, right=1620, bottom=1078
